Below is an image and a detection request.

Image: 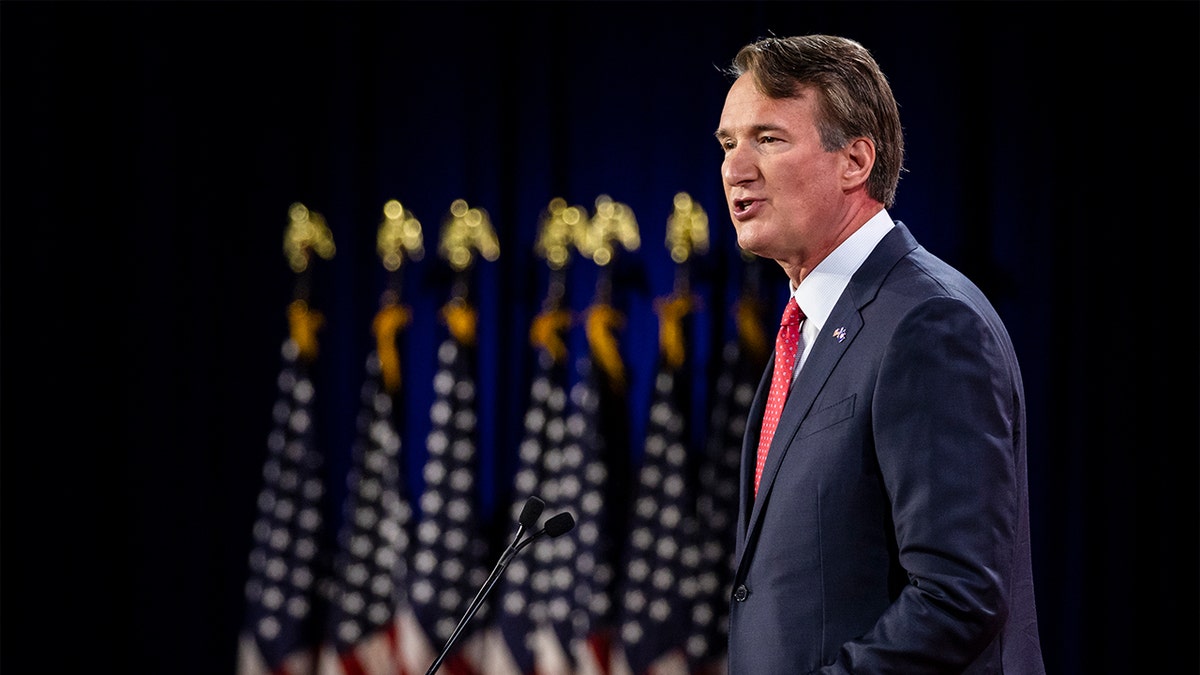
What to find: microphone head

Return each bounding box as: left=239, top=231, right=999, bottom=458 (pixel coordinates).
left=544, top=512, right=575, bottom=538
left=518, top=496, right=545, bottom=529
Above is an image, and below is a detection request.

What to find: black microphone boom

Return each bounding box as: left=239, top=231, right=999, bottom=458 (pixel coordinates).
left=423, top=498, right=575, bottom=675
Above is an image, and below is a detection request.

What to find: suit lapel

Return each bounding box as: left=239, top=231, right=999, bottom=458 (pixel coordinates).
left=742, top=305, right=862, bottom=535
left=735, top=223, right=920, bottom=576
left=737, top=361, right=774, bottom=547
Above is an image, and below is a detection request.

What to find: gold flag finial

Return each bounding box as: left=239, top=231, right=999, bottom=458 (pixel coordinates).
left=665, top=192, right=709, bottom=263
left=283, top=202, right=336, bottom=273
left=535, top=197, right=588, bottom=271
left=438, top=198, right=500, bottom=272
left=377, top=199, right=424, bottom=271
left=579, top=194, right=640, bottom=266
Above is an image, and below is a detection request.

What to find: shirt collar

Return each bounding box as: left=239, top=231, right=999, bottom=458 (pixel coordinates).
left=793, top=209, right=895, bottom=331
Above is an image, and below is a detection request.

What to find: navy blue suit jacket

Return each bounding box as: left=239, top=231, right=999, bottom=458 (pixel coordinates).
left=729, top=223, right=1045, bottom=673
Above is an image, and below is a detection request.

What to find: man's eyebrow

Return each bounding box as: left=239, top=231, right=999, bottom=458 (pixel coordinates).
left=715, top=124, right=783, bottom=140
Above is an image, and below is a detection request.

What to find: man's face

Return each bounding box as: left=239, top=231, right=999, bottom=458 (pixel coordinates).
left=716, top=74, right=846, bottom=272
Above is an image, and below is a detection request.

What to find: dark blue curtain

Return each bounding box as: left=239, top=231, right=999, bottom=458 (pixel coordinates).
left=4, top=1, right=1196, bottom=673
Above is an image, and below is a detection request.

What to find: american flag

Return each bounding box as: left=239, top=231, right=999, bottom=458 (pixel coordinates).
left=318, top=344, right=415, bottom=675
left=612, top=294, right=698, bottom=675
left=553, top=350, right=624, bottom=675
left=490, top=300, right=628, bottom=675
left=682, top=295, right=769, bottom=675
left=490, top=308, right=571, bottom=675
left=238, top=335, right=332, bottom=675
left=404, top=299, right=491, bottom=675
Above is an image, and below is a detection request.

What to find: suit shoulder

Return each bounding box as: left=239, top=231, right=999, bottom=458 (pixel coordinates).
left=895, top=247, right=993, bottom=307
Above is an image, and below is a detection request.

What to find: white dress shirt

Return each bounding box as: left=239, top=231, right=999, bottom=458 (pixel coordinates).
left=789, top=209, right=895, bottom=381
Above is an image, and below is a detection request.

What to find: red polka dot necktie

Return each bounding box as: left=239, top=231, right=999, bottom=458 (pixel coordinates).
left=754, top=297, right=804, bottom=496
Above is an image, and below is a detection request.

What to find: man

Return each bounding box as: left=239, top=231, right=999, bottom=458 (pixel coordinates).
left=715, top=35, right=1046, bottom=673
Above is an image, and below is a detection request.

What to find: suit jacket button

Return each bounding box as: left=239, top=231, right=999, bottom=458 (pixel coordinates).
left=732, top=584, right=749, bottom=602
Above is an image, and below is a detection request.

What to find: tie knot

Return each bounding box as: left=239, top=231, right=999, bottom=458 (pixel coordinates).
left=781, top=298, right=804, bottom=326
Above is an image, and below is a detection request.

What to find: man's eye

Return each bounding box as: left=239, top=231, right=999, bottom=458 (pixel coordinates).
left=759, top=135, right=778, bottom=144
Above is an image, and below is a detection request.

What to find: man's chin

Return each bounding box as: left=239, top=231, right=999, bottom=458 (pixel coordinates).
left=733, top=228, right=763, bottom=257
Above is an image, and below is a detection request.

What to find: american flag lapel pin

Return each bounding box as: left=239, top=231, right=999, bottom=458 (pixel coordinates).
left=832, top=326, right=847, bottom=342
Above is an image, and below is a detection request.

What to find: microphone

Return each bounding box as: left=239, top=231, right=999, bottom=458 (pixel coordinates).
left=423, top=498, right=575, bottom=675
left=545, top=512, right=575, bottom=536
left=517, top=494, right=545, bottom=532
left=513, top=511, right=575, bottom=554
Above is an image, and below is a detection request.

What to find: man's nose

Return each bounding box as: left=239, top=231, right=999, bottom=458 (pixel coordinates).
left=722, top=146, right=756, bottom=185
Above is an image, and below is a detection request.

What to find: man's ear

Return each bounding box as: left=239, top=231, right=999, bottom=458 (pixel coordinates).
left=842, top=137, right=875, bottom=190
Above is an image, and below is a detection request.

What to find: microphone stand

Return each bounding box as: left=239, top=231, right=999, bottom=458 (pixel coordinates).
left=423, top=507, right=575, bottom=675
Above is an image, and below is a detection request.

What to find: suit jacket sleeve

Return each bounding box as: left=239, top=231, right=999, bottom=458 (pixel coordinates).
left=822, top=294, right=1021, bottom=672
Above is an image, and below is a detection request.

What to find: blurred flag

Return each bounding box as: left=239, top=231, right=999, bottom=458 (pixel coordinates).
left=238, top=300, right=332, bottom=675
left=682, top=294, right=770, bottom=675
left=488, top=307, right=571, bottom=675
left=531, top=355, right=616, bottom=675
left=612, top=294, right=699, bottom=675
left=402, top=298, right=491, bottom=675
left=553, top=303, right=631, bottom=675
left=318, top=298, right=417, bottom=675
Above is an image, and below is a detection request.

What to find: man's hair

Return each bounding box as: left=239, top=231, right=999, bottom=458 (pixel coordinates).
left=727, top=35, right=904, bottom=207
